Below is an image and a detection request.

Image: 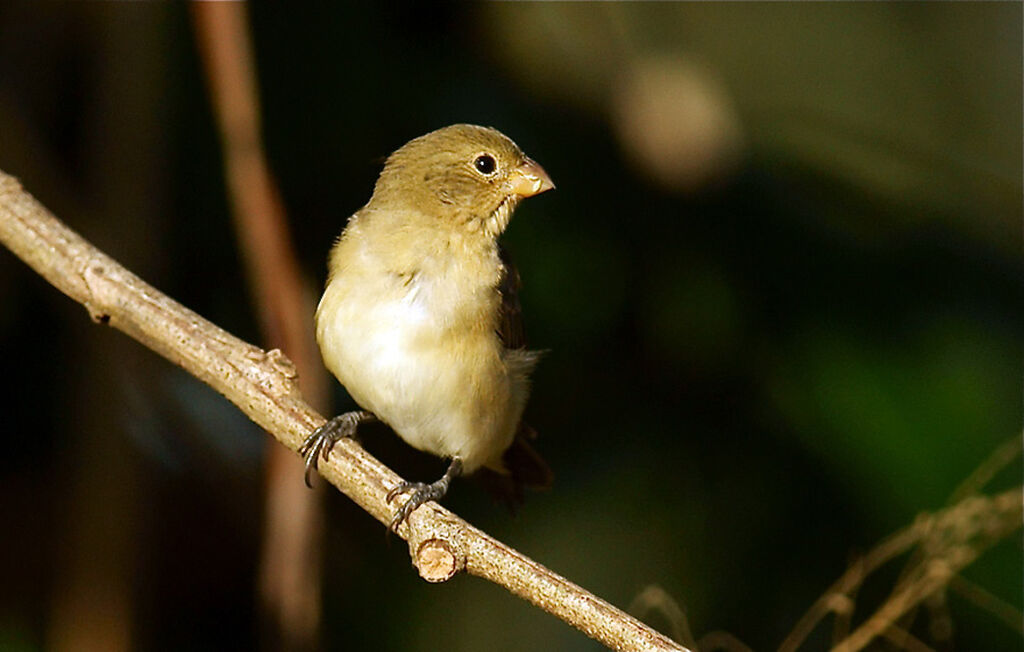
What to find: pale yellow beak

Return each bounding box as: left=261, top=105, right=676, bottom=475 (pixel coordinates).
left=508, top=157, right=555, bottom=198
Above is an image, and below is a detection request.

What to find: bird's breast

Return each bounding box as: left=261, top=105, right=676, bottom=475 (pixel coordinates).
left=314, top=219, right=531, bottom=469
left=315, top=262, right=520, bottom=469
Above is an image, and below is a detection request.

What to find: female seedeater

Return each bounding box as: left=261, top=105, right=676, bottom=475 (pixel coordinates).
left=301, top=124, right=554, bottom=531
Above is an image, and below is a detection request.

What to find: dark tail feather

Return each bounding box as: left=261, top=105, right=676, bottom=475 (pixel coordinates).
left=505, top=423, right=553, bottom=489
left=474, top=423, right=552, bottom=513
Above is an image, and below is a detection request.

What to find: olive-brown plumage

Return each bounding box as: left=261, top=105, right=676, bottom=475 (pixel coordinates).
left=301, top=124, right=554, bottom=530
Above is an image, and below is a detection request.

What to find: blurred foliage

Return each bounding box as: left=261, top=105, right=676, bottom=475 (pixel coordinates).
left=0, top=3, right=1020, bottom=651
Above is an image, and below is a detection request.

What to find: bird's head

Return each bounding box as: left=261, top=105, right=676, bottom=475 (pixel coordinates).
left=371, top=124, right=554, bottom=237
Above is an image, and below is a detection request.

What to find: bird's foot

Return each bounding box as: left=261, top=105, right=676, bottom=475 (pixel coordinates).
left=300, top=410, right=375, bottom=487
left=387, top=457, right=463, bottom=533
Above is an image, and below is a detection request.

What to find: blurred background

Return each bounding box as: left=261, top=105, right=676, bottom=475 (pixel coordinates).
left=0, top=3, right=1020, bottom=651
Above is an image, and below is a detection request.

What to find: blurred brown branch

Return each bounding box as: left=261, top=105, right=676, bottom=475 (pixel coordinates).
left=780, top=437, right=1023, bottom=652
left=629, top=585, right=697, bottom=649
left=0, top=171, right=688, bottom=652
left=190, top=4, right=327, bottom=650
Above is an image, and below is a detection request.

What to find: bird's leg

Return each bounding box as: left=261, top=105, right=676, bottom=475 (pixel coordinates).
left=386, top=457, right=463, bottom=532
left=299, top=410, right=376, bottom=487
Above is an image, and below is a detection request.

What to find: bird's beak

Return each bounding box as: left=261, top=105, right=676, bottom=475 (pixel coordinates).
left=508, top=158, right=555, bottom=198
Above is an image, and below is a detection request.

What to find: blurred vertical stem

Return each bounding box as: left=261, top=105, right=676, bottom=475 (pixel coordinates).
left=191, top=4, right=328, bottom=650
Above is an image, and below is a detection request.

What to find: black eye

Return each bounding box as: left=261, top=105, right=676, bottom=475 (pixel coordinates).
left=474, top=154, right=496, bottom=175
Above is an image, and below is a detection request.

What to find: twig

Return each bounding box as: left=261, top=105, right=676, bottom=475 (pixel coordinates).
left=948, top=437, right=1022, bottom=505
left=873, top=436, right=1023, bottom=649
left=779, top=486, right=1022, bottom=652
left=830, top=553, right=863, bottom=646
left=0, top=170, right=687, bottom=652
left=878, top=624, right=936, bottom=652
left=948, top=574, right=1024, bottom=635
left=628, top=585, right=697, bottom=649
left=698, top=631, right=755, bottom=652
left=191, top=4, right=328, bottom=649
left=779, top=516, right=923, bottom=652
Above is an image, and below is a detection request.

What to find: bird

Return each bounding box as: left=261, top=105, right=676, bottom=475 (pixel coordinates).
left=300, top=124, right=554, bottom=532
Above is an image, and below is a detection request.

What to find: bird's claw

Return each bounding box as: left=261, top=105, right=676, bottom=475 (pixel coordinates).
left=386, top=481, right=446, bottom=533
left=385, top=457, right=462, bottom=534
left=300, top=411, right=374, bottom=487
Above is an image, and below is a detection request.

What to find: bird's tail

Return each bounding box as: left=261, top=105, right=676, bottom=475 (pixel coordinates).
left=475, top=422, right=552, bottom=513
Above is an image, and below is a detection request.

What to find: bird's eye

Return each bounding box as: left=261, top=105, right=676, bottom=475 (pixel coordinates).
left=474, top=154, right=497, bottom=175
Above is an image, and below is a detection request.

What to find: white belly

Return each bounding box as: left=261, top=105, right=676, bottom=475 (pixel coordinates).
left=316, top=275, right=519, bottom=472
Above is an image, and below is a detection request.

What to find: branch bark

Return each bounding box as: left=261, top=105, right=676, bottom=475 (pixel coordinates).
left=0, top=170, right=687, bottom=652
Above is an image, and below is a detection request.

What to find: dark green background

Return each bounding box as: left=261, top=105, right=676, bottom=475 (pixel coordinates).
left=0, top=3, right=1020, bottom=651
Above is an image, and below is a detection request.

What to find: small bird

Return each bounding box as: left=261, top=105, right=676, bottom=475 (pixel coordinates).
left=301, top=124, right=554, bottom=531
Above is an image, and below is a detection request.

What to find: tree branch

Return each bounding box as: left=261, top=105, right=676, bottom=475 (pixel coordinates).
left=191, top=3, right=329, bottom=649
left=0, top=170, right=687, bottom=652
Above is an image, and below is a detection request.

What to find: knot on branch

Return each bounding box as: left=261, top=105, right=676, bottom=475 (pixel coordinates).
left=80, top=256, right=118, bottom=325
left=264, top=348, right=299, bottom=380
left=236, top=346, right=307, bottom=410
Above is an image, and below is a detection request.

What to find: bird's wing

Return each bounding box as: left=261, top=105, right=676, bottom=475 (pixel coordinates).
left=497, top=245, right=527, bottom=350
left=478, top=246, right=552, bottom=511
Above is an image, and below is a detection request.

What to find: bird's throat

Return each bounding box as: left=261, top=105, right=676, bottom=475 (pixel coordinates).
left=485, top=195, right=521, bottom=238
